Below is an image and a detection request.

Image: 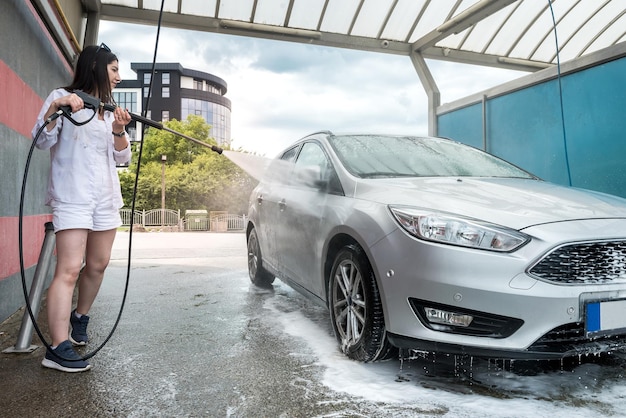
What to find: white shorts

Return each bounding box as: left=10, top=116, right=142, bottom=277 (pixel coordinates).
left=51, top=200, right=121, bottom=233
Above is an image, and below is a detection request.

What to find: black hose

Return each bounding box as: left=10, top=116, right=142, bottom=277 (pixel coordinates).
left=20, top=119, right=136, bottom=361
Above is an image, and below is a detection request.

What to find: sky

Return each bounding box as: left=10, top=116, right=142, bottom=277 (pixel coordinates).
left=98, top=20, right=525, bottom=157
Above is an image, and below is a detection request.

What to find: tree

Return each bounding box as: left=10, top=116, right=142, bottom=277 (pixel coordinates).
left=136, top=115, right=212, bottom=164
left=118, top=115, right=257, bottom=215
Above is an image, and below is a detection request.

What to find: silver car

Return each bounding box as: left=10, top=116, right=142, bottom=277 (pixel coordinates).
left=246, top=132, right=626, bottom=362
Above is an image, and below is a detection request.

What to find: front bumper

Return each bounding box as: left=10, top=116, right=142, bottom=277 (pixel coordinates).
left=368, top=219, right=626, bottom=359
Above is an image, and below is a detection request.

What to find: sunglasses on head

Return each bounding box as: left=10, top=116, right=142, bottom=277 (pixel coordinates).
left=96, top=43, right=111, bottom=54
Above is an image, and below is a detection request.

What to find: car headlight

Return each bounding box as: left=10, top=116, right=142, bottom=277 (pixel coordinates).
left=389, top=206, right=529, bottom=252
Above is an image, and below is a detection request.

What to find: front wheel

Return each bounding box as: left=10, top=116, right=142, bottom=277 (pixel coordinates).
left=328, top=245, right=396, bottom=362
left=247, top=228, right=275, bottom=287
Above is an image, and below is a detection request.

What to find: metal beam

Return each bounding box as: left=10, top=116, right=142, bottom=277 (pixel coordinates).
left=99, top=5, right=412, bottom=55
left=32, top=0, right=77, bottom=61
left=411, top=0, right=517, bottom=52
left=220, top=20, right=322, bottom=40
left=422, top=47, right=552, bottom=72
left=410, top=51, right=440, bottom=137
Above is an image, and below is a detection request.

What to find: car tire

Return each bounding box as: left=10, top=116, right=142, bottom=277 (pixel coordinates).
left=328, top=244, right=397, bottom=362
left=247, top=228, right=275, bottom=287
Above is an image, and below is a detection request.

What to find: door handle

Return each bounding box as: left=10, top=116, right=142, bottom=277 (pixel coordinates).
left=279, top=199, right=286, bottom=211
left=256, top=194, right=263, bottom=204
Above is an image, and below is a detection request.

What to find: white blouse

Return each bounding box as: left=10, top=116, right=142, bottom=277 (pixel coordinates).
left=32, top=88, right=132, bottom=209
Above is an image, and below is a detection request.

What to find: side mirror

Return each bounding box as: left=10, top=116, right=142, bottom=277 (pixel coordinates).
left=294, top=165, right=328, bottom=190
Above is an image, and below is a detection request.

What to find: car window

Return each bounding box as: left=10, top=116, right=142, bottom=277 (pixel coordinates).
left=296, top=142, right=328, bottom=168
left=260, top=145, right=300, bottom=185
left=280, top=146, right=299, bottom=162
left=328, top=135, right=537, bottom=179
left=293, top=142, right=343, bottom=195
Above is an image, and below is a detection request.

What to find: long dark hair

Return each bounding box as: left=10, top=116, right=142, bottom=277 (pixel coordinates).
left=64, top=44, right=118, bottom=105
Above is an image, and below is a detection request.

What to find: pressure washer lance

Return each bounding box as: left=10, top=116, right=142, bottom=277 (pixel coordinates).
left=53, top=90, right=223, bottom=154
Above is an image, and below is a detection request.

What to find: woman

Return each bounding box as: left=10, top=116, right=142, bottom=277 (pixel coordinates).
left=32, top=43, right=132, bottom=372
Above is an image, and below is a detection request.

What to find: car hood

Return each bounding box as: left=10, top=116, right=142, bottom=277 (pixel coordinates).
left=353, top=177, right=626, bottom=230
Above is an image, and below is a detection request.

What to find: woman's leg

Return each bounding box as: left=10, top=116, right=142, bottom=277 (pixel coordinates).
left=47, top=229, right=89, bottom=346
left=75, top=228, right=117, bottom=315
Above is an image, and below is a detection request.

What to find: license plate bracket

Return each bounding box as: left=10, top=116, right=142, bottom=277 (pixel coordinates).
left=586, top=299, right=626, bottom=337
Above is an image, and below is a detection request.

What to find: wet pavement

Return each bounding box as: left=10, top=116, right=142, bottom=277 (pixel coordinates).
left=3, top=231, right=626, bottom=417
left=0, top=231, right=348, bottom=417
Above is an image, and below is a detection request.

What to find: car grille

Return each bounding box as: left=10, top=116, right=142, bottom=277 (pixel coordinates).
left=528, top=240, right=626, bottom=284
left=528, top=322, right=626, bottom=355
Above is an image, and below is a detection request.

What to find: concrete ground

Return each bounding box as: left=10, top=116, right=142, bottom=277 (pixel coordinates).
left=3, top=231, right=626, bottom=418
left=0, top=231, right=366, bottom=417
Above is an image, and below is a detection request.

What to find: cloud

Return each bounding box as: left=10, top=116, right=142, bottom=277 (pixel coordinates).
left=99, top=21, right=522, bottom=156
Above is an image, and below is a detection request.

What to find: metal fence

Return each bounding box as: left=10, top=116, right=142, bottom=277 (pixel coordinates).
left=119, top=209, right=179, bottom=227
left=211, top=213, right=247, bottom=231
left=120, top=209, right=246, bottom=232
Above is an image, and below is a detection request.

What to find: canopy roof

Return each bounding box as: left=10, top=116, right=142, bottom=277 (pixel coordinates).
left=96, top=0, right=626, bottom=72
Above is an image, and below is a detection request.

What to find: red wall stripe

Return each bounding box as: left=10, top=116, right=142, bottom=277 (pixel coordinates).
left=0, top=3, right=74, bottom=282
left=0, top=215, right=53, bottom=278
left=0, top=60, right=44, bottom=138
left=0, top=59, right=53, bottom=280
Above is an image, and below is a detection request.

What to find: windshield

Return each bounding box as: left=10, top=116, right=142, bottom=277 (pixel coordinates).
left=328, top=135, right=536, bottom=179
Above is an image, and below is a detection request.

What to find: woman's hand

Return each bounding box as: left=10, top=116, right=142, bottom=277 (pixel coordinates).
left=112, top=107, right=131, bottom=133
left=112, top=107, right=131, bottom=151
left=43, top=93, right=85, bottom=132
left=53, top=93, right=84, bottom=113
left=44, top=93, right=84, bottom=126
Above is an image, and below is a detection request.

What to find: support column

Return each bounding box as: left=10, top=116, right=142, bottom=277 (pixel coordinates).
left=3, top=222, right=55, bottom=353
left=410, top=51, right=441, bottom=137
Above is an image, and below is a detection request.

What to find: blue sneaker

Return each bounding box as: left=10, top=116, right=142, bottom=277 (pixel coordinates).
left=41, top=340, right=91, bottom=372
left=69, top=310, right=89, bottom=346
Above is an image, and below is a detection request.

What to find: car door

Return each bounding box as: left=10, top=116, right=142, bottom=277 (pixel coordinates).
left=254, top=145, right=299, bottom=272
left=275, top=141, right=343, bottom=298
